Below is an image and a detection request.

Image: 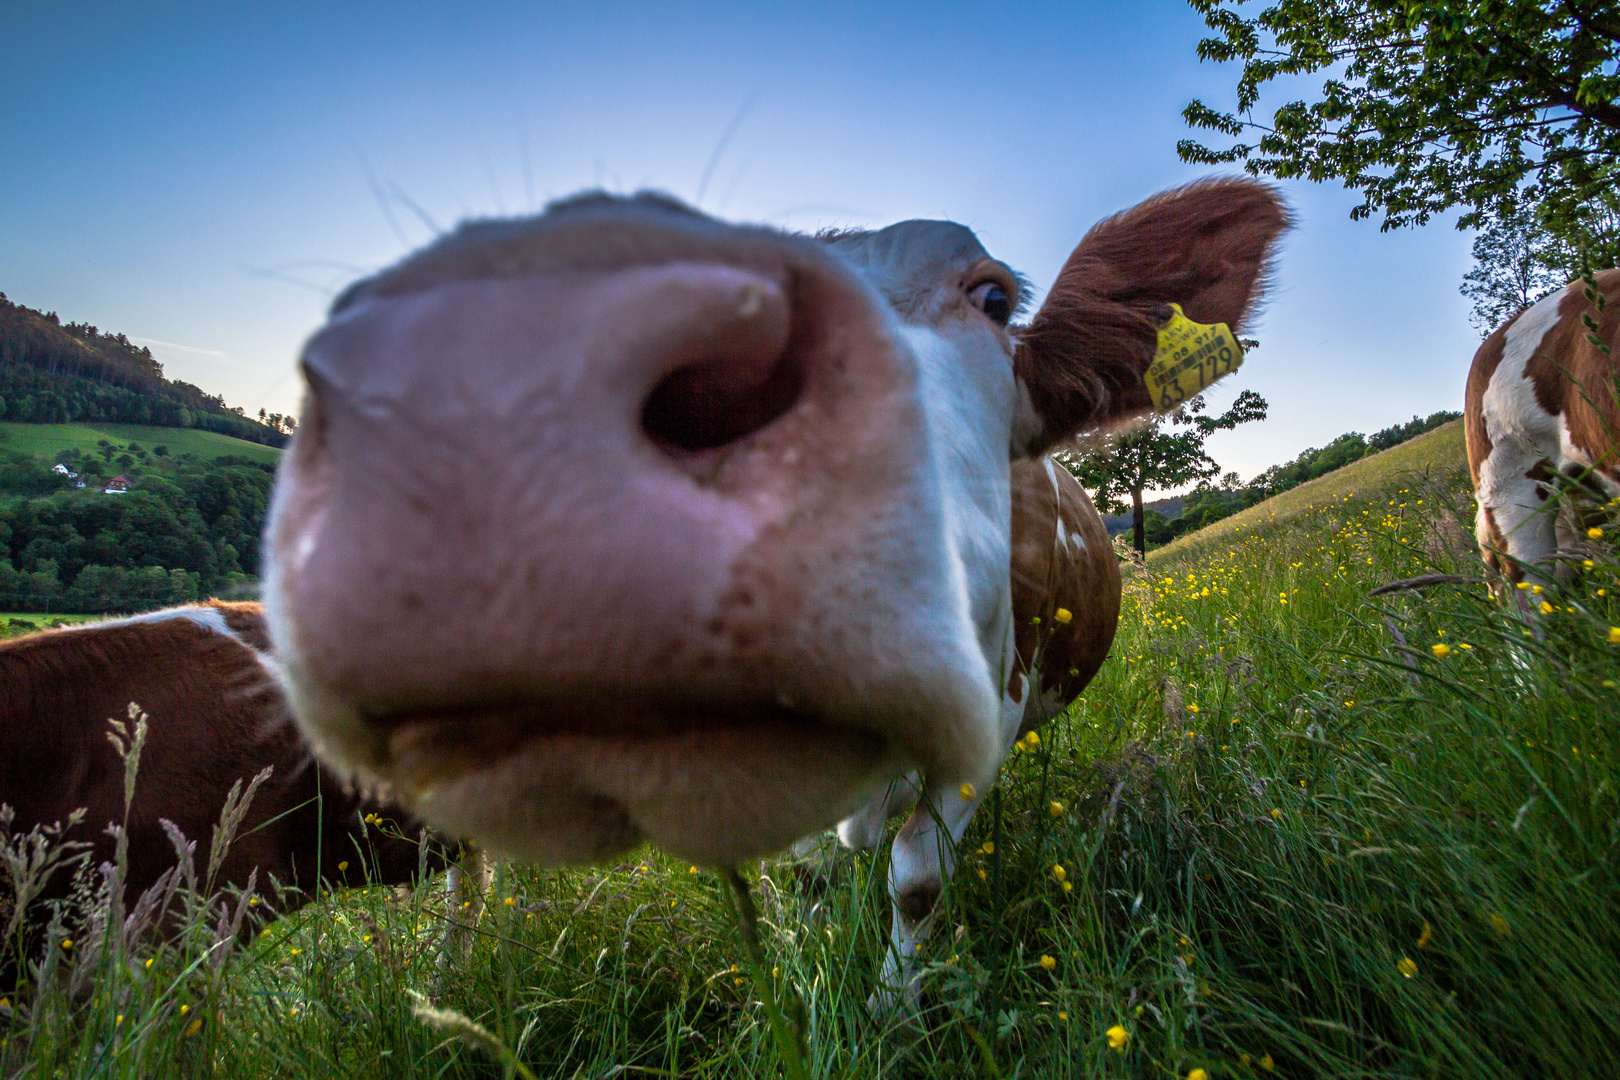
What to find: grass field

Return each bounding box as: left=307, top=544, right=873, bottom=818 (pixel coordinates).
left=0, top=422, right=282, bottom=467
left=4, top=424, right=1618, bottom=1078
left=1154, top=419, right=1468, bottom=563
left=0, top=613, right=99, bottom=640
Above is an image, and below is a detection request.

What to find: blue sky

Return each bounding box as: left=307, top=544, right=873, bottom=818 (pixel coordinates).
left=0, top=1, right=1480, bottom=484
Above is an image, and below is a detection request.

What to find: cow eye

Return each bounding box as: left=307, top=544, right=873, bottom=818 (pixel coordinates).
left=969, top=281, right=1012, bottom=326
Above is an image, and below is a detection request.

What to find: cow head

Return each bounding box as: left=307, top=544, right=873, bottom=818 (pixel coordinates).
left=264, top=179, right=1287, bottom=866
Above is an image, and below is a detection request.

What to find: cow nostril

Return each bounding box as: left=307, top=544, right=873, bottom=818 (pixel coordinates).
left=641, top=345, right=806, bottom=453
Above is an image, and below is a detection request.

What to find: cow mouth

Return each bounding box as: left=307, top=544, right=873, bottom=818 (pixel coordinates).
left=362, top=701, right=901, bottom=866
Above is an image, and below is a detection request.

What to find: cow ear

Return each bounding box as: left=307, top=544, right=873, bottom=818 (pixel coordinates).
left=1013, top=178, right=1290, bottom=456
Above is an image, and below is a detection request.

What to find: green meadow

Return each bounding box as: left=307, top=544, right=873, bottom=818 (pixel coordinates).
left=3, top=424, right=1618, bottom=1077
left=0, top=422, right=283, bottom=468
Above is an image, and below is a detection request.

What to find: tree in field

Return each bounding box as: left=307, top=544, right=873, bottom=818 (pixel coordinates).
left=1063, top=389, right=1268, bottom=554
left=1460, top=191, right=1620, bottom=333
left=1178, top=0, right=1620, bottom=244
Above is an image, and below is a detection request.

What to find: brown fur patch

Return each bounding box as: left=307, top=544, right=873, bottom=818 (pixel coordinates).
left=0, top=607, right=435, bottom=926
left=1007, top=458, right=1120, bottom=736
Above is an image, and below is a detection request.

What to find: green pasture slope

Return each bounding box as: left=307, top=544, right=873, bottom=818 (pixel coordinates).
left=5, top=417, right=1619, bottom=1078
left=0, top=421, right=282, bottom=467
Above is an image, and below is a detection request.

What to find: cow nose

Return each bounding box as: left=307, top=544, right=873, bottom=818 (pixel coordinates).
left=630, top=268, right=803, bottom=454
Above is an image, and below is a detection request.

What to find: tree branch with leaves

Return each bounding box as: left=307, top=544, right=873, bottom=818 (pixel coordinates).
left=1179, top=0, right=1620, bottom=240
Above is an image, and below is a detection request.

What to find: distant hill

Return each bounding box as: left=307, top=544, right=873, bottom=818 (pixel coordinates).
left=1150, top=419, right=1468, bottom=562
left=0, top=421, right=281, bottom=467
left=1101, top=496, right=1185, bottom=536
left=0, top=292, right=290, bottom=447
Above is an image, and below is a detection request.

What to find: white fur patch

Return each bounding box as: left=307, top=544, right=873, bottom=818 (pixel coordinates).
left=1476, top=286, right=1569, bottom=568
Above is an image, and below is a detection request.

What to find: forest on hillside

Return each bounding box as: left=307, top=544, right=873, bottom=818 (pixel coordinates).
left=0, top=447, right=271, bottom=612
left=0, top=292, right=290, bottom=447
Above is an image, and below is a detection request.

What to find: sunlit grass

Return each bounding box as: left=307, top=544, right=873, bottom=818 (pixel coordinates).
left=4, top=449, right=1618, bottom=1077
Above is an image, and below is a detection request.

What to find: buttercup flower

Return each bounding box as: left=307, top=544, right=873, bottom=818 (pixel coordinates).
left=1431, top=643, right=1452, bottom=658
left=1040, top=954, right=1056, bottom=970
left=1049, top=801, right=1065, bottom=816
left=1416, top=922, right=1433, bottom=949
left=1588, top=526, right=1604, bottom=540
left=959, top=782, right=976, bottom=801
left=1106, top=1024, right=1129, bottom=1050
left=1397, top=957, right=1417, bottom=977
left=1054, top=608, right=1072, bottom=624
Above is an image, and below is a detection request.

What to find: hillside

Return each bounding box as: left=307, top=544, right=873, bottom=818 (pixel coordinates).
left=0, top=421, right=282, bottom=467
left=1152, top=418, right=1468, bottom=562
left=0, top=291, right=290, bottom=448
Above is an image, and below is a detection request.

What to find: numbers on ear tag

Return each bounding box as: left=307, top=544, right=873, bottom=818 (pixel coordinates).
left=1145, top=304, right=1244, bottom=414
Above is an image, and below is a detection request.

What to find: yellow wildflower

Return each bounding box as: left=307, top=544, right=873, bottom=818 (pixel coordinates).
left=1588, top=526, right=1604, bottom=540
left=1397, top=956, right=1417, bottom=977
left=1040, top=954, right=1056, bottom=971
left=337, top=861, right=348, bottom=872
left=1189, top=1071, right=1209, bottom=1080
left=180, top=1004, right=189, bottom=1015
left=60, top=939, right=72, bottom=950
left=689, top=866, right=699, bottom=875
left=1063, top=881, right=1073, bottom=893
left=503, top=896, right=516, bottom=907
left=1539, top=601, right=1554, bottom=615
left=1106, top=1024, right=1129, bottom=1050
left=185, top=1017, right=203, bottom=1037
left=1431, top=643, right=1452, bottom=658
left=1416, top=922, right=1433, bottom=949
left=144, top=958, right=154, bottom=969
left=980, top=841, right=995, bottom=855
left=1052, top=864, right=1067, bottom=882
left=959, top=782, right=977, bottom=801
left=1609, top=627, right=1620, bottom=645
left=1023, top=731, right=1041, bottom=748
left=1058, top=1010, right=1068, bottom=1021
left=1049, top=800, right=1065, bottom=816
left=977, top=868, right=987, bottom=880
left=1269, top=808, right=1281, bottom=821
left=1260, top=1054, right=1275, bottom=1071
left=1053, top=607, right=1072, bottom=624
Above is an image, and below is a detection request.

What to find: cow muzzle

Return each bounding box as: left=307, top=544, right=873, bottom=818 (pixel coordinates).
left=263, top=205, right=999, bottom=866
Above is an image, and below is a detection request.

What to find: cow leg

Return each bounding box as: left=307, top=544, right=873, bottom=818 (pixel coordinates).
left=869, top=775, right=990, bottom=1013
left=435, top=848, right=493, bottom=983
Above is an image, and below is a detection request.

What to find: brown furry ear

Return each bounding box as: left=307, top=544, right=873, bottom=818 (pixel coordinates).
left=1014, top=178, right=1290, bottom=455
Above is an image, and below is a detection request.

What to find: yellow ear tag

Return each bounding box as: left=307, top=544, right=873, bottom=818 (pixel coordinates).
left=1145, top=304, right=1244, bottom=414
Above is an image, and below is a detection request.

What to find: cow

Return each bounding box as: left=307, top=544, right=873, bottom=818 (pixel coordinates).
left=0, top=601, right=436, bottom=933
left=1466, top=270, right=1620, bottom=591
left=261, top=179, right=1288, bottom=1001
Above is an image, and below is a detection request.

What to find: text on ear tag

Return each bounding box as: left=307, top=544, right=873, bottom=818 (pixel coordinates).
left=1145, top=304, right=1244, bottom=414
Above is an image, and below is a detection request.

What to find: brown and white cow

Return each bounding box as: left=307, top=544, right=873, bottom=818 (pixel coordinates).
left=262, top=179, right=1287, bottom=999
left=0, top=601, right=433, bottom=925
left=1466, top=270, right=1620, bottom=588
